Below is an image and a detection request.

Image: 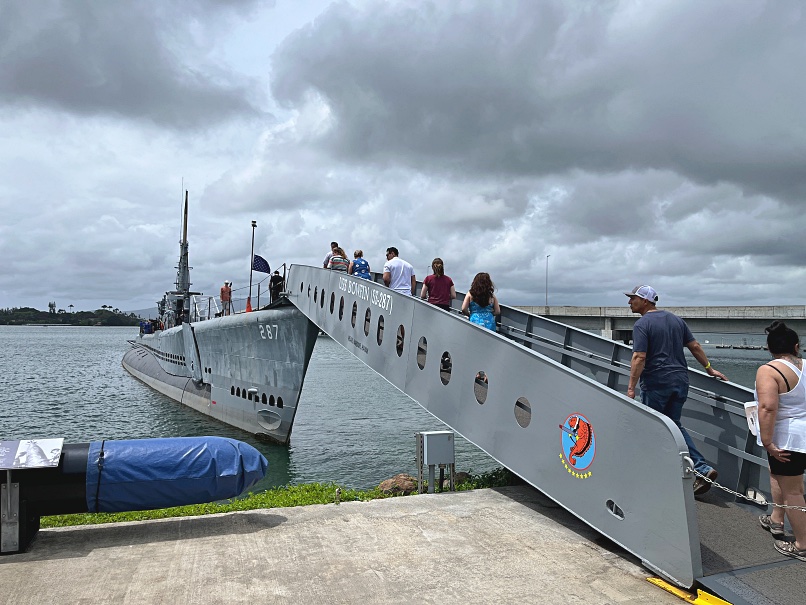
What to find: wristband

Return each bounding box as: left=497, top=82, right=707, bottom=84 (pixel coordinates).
left=704, top=362, right=711, bottom=370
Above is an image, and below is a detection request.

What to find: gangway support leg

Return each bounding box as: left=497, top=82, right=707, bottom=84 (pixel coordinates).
left=0, top=471, right=18, bottom=553
left=1, top=470, right=39, bottom=555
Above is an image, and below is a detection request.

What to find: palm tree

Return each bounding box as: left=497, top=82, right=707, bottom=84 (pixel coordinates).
left=68, top=304, right=74, bottom=313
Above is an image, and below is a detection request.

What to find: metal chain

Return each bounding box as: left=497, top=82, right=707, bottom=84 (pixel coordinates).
left=692, top=469, right=806, bottom=512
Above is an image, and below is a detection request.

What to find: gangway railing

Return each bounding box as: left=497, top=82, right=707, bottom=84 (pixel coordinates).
left=286, top=265, right=771, bottom=588
left=362, top=271, right=766, bottom=505
left=367, top=271, right=766, bottom=506
left=486, top=294, right=766, bottom=504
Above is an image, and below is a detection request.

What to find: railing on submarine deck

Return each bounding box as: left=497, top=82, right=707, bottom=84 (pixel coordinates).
left=188, top=295, right=221, bottom=322
left=284, top=265, right=769, bottom=588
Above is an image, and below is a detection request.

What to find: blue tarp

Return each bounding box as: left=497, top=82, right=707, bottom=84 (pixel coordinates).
left=85, top=436, right=268, bottom=513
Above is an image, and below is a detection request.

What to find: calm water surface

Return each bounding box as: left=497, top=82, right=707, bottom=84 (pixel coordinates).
left=0, top=326, right=771, bottom=493
left=0, top=326, right=499, bottom=492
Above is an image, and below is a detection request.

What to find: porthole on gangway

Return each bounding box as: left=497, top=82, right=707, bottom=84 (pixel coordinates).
left=339, top=296, right=345, bottom=320
left=515, top=396, right=531, bottom=428
left=377, top=315, right=384, bottom=346
left=417, top=337, right=427, bottom=369
left=439, top=351, right=452, bottom=385
left=474, top=371, right=488, bottom=404
left=351, top=302, right=358, bottom=328
left=364, top=308, right=371, bottom=336
left=396, top=325, right=405, bottom=357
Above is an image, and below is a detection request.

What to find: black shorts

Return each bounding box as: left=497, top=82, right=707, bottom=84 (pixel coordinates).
left=768, top=450, right=806, bottom=476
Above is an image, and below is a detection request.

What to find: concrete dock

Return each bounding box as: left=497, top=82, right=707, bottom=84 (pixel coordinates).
left=0, top=486, right=684, bottom=605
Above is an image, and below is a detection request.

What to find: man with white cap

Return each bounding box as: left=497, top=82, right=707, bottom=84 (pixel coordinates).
left=625, top=284, right=727, bottom=495
left=220, top=280, right=233, bottom=316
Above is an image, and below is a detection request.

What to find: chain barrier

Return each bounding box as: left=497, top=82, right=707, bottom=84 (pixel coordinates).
left=692, top=468, right=806, bottom=512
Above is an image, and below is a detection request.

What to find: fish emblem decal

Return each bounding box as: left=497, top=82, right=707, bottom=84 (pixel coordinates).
left=559, top=413, right=595, bottom=478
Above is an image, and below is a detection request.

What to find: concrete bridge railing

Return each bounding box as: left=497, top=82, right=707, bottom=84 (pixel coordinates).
left=516, top=305, right=806, bottom=340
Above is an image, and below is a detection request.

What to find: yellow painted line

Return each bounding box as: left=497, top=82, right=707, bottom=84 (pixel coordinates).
left=647, top=577, right=733, bottom=605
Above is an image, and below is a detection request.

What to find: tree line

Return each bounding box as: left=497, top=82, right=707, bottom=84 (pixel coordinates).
left=0, top=306, right=141, bottom=326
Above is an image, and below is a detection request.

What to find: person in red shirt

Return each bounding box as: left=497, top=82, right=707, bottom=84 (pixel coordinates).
left=220, top=280, right=233, bottom=316
left=420, top=258, right=455, bottom=311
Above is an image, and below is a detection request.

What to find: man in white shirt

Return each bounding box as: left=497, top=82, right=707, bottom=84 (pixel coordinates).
left=323, top=242, right=338, bottom=268
left=383, top=247, right=416, bottom=295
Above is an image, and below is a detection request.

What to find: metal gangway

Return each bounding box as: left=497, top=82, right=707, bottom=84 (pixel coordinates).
left=287, top=265, right=803, bottom=602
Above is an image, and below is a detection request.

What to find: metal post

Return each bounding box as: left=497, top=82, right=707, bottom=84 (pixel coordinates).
left=416, top=433, right=424, bottom=494
left=545, top=254, right=551, bottom=307
left=1, top=470, right=19, bottom=553
left=249, top=220, right=257, bottom=302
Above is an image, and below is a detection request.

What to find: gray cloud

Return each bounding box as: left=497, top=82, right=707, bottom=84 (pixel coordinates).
left=0, top=0, right=268, bottom=128
left=2, top=0, right=806, bottom=313
left=271, top=0, right=806, bottom=201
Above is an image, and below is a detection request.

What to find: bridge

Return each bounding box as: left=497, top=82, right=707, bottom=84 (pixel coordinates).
left=516, top=305, right=806, bottom=343
left=284, top=266, right=802, bottom=603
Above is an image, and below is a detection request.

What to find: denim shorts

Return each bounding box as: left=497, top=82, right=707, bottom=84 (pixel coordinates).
left=768, top=450, right=806, bottom=476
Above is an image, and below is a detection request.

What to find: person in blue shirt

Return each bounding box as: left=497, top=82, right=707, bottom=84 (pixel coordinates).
left=350, top=250, right=371, bottom=280
left=625, top=285, right=727, bottom=496
left=462, top=272, right=500, bottom=331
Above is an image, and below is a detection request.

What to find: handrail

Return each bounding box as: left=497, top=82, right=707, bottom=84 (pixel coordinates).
left=189, top=295, right=220, bottom=322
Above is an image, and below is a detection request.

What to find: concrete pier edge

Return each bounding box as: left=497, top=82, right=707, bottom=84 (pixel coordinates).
left=0, top=486, right=689, bottom=605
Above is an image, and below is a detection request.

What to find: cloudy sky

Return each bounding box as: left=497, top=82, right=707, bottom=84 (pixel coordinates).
left=1, top=0, right=804, bottom=313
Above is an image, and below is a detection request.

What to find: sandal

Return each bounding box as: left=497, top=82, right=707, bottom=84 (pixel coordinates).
left=759, top=514, right=786, bottom=539
left=775, top=540, right=806, bottom=562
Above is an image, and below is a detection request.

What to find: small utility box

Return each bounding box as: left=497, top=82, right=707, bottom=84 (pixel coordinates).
left=416, top=431, right=455, bottom=494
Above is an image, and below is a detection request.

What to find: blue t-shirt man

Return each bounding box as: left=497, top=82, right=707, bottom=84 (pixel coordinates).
left=625, top=285, right=727, bottom=496
left=632, top=310, right=693, bottom=391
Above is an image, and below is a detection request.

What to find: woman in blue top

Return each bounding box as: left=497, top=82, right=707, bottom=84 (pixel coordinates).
left=462, top=272, right=500, bottom=331
left=349, top=249, right=371, bottom=280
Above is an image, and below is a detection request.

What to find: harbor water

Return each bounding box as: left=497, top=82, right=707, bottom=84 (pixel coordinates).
left=0, top=326, right=501, bottom=493
left=0, top=325, right=768, bottom=494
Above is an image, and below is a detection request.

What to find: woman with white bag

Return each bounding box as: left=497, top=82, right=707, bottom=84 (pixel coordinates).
left=755, top=321, right=806, bottom=561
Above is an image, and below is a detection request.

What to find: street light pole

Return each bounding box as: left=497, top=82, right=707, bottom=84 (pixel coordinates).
left=545, top=254, right=551, bottom=307
left=249, top=220, right=257, bottom=307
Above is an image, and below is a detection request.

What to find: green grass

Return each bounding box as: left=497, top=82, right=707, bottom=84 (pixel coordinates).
left=40, top=468, right=515, bottom=528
